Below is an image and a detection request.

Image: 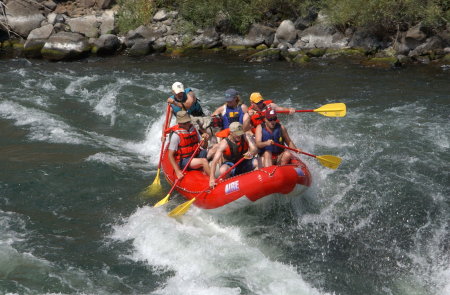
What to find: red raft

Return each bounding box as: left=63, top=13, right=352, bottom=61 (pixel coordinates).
left=161, top=145, right=312, bottom=210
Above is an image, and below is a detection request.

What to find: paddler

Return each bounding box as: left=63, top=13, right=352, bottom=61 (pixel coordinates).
left=168, top=111, right=211, bottom=180
left=243, top=92, right=295, bottom=132
left=255, top=108, right=301, bottom=167
left=209, top=122, right=258, bottom=188
left=211, top=88, right=248, bottom=129
left=164, top=82, right=210, bottom=141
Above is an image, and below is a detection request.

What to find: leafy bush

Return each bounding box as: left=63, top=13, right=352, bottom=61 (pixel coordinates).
left=116, top=0, right=154, bottom=33
left=322, top=0, right=449, bottom=31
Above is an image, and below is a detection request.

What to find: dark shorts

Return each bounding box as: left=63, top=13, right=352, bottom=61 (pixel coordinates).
left=224, top=159, right=254, bottom=177
left=179, top=149, right=207, bottom=170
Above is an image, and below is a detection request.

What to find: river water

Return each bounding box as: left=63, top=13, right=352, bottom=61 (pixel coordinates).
left=0, top=54, right=449, bottom=295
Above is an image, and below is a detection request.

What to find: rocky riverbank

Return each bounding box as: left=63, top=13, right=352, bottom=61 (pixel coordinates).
left=1, top=0, right=450, bottom=67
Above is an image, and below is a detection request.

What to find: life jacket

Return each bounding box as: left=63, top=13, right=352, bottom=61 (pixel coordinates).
left=170, top=88, right=205, bottom=116
left=215, top=128, right=230, bottom=138
left=248, top=100, right=273, bottom=130
left=222, top=104, right=244, bottom=129
left=260, top=122, right=284, bottom=154
left=170, top=125, right=199, bottom=161
left=223, top=137, right=248, bottom=163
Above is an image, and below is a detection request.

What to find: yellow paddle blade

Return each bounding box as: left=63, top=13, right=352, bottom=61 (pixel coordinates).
left=168, top=198, right=196, bottom=217
left=314, top=103, right=346, bottom=117
left=316, top=155, right=342, bottom=169
left=154, top=193, right=170, bottom=208
left=140, top=169, right=162, bottom=197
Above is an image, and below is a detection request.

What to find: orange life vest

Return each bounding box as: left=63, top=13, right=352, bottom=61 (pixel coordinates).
left=170, top=125, right=199, bottom=161
left=223, top=137, right=248, bottom=163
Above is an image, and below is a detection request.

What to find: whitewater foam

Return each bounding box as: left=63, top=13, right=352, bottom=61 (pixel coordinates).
left=111, top=206, right=328, bottom=295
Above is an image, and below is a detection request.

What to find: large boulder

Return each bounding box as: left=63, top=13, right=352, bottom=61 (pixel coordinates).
left=274, top=20, right=297, bottom=44
left=92, top=34, right=121, bottom=55
left=3, top=0, right=45, bottom=38
left=41, top=32, right=91, bottom=61
left=67, top=15, right=100, bottom=38
left=297, top=24, right=348, bottom=49
left=23, top=24, right=54, bottom=58
left=246, top=24, right=276, bottom=46
left=190, top=27, right=219, bottom=49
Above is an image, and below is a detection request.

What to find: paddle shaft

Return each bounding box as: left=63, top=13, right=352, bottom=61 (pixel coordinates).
left=158, top=104, right=172, bottom=169
left=276, top=110, right=314, bottom=113
left=272, top=142, right=316, bottom=158
left=168, top=138, right=205, bottom=193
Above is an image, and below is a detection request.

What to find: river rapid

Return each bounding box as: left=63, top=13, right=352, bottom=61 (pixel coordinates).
left=0, top=54, right=449, bottom=295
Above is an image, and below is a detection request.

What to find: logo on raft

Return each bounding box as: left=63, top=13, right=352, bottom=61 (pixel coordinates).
left=225, top=180, right=240, bottom=194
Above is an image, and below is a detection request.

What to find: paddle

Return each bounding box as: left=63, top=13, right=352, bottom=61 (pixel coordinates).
left=277, top=103, right=346, bottom=117
left=272, top=142, right=342, bottom=169
left=142, top=104, right=172, bottom=197
left=167, top=156, right=247, bottom=217
left=154, top=138, right=205, bottom=207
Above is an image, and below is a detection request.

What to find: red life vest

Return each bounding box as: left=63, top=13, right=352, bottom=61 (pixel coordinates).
left=170, top=125, right=199, bottom=161
left=223, top=137, right=248, bottom=163
left=248, top=100, right=273, bottom=129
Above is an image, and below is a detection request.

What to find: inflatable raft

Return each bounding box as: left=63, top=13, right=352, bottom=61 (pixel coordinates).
left=161, top=145, right=312, bottom=210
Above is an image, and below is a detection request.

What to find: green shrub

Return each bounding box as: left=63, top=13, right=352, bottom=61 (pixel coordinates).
left=323, top=0, right=449, bottom=31
left=116, top=0, right=155, bottom=33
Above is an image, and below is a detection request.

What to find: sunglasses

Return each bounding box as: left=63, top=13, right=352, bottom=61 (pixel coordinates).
left=266, top=117, right=277, bottom=122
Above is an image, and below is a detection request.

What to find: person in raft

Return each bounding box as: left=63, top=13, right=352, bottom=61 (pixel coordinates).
left=243, top=92, right=295, bottom=132
left=168, top=111, right=211, bottom=180
left=164, top=82, right=210, bottom=141
left=211, top=88, right=248, bottom=130
left=255, top=108, right=301, bottom=167
left=209, top=122, right=258, bottom=188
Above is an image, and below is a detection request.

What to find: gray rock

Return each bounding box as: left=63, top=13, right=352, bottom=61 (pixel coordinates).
left=43, top=0, right=57, bottom=10
left=246, top=24, right=275, bottom=46
left=4, top=0, right=46, bottom=38
left=27, top=24, right=53, bottom=40
left=99, top=10, right=115, bottom=35
left=92, top=34, right=120, bottom=55
left=275, top=20, right=297, bottom=44
left=409, top=36, right=444, bottom=57
left=128, top=39, right=152, bottom=57
left=190, top=27, right=219, bottom=48
left=41, top=31, right=90, bottom=61
left=153, top=9, right=169, bottom=22
left=67, top=15, right=100, bottom=38
left=297, top=23, right=347, bottom=49
left=348, top=27, right=383, bottom=50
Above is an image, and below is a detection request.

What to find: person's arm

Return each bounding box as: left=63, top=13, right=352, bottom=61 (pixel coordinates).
left=270, top=102, right=295, bottom=114
left=181, top=91, right=196, bottom=110
left=240, top=103, right=249, bottom=114
left=281, top=125, right=301, bottom=152
left=209, top=140, right=226, bottom=187
left=244, top=132, right=258, bottom=156
left=255, top=124, right=273, bottom=149
left=242, top=112, right=252, bottom=132
left=211, top=104, right=225, bottom=116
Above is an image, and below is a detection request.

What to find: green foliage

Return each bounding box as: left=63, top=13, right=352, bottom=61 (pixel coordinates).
left=322, top=0, right=449, bottom=31
left=115, top=0, right=449, bottom=34
left=116, top=0, right=154, bottom=33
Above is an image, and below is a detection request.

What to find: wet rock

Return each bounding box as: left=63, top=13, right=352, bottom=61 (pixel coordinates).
left=41, top=31, right=90, bottom=61
left=128, top=39, right=153, bottom=57
left=409, top=36, right=444, bottom=57
left=24, top=24, right=54, bottom=58
left=348, top=27, right=383, bottom=51
left=190, top=27, right=219, bottom=49
left=92, top=34, right=120, bottom=55
left=247, top=48, right=281, bottom=62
